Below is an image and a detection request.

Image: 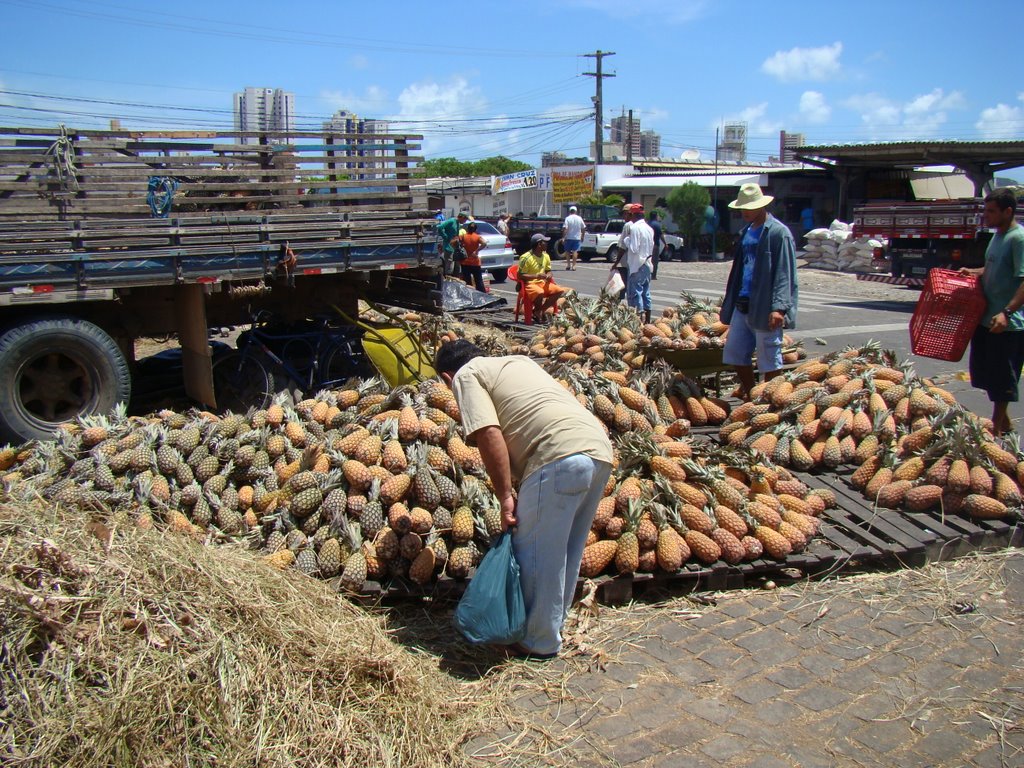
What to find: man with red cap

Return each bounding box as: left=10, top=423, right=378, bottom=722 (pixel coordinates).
left=611, top=204, right=655, bottom=323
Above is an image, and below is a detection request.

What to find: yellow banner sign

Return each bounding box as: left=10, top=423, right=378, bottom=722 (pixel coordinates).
left=551, top=169, right=594, bottom=203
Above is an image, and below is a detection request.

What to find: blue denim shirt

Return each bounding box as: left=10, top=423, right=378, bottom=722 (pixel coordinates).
left=721, top=214, right=799, bottom=331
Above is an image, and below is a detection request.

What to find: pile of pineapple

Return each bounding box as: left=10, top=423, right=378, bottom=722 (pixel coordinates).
left=0, top=351, right=835, bottom=588
left=1, top=380, right=512, bottom=592
left=553, top=363, right=732, bottom=433
left=527, top=293, right=805, bottom=372
left=579, top=434, right=834, bottom=577
left=718, top=343, right=1023, bottom=520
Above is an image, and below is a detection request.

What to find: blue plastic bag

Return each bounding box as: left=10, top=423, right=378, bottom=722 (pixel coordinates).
left=453, top=532, right=526, bottom=645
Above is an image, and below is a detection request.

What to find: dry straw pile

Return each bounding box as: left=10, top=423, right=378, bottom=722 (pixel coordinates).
left=0, top=497, right=499, bottom=768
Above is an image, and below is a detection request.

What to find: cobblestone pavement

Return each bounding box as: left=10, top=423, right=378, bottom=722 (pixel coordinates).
left=464, top=551, right=1024, bottom=768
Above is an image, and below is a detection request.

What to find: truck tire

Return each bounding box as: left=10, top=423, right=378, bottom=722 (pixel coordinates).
left=0, top=316, right=131, bottom=443
left=664, top=245, right=676, bottom=262
left=211, top=349, right=275, bottom=413
left=553, top=238, right=566, bottom=258
left=605, top=245, right=620, bottom=264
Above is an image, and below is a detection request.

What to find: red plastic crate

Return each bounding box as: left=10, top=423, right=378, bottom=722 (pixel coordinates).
left=909, top=268, right=987, bottom=362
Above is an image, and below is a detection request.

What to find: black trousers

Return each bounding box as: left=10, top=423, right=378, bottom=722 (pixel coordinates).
left=461, top=263, right=486, bottom=292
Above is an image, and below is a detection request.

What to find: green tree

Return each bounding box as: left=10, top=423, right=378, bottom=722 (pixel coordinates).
left=666, top=183, right=710, bottom=245
left=418, top=156, right=532, bottom=178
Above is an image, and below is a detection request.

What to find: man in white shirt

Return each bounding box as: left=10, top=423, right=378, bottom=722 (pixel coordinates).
left=561, top=205, right=586, bottom=271
left=496, top=213, right=510, bottom=237
left=611, top=204, right=655, bottom=322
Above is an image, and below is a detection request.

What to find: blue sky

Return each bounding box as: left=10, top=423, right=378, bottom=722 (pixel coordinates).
left=1, top=0, right=1021, bottom=166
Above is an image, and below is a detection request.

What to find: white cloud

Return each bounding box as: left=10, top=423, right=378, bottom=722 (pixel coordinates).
left=396, top=76, right=483, bottom=122
left=798, top=91, right=831, bottom=124
left=320, top=85, right=390, bottom=117
left=975, top=93, right=1024, bottom=139
left=761, top=42, right=843, bottom=82
left=565, top=0, right=708, bottom=23
left=843, top=88, right=966, bottom=139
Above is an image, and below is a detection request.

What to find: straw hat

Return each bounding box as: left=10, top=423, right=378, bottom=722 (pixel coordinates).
left=728, top=183, right=774, bottom=210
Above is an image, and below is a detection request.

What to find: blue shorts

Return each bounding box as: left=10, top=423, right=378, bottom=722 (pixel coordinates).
left=563, top=238, right=581, bottom=253
left=723, top=308, right=784, bottom=371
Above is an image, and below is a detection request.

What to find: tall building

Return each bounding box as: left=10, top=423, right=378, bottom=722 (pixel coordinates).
left=780, top=131, right=805, bottom=164
left=639, top=130, right=661, bottom=159
left=718, top=122, right=747, bottom=162
left=322, top=110, right=391, bottom=179
left=610, top=111, right=642, bottom=157
left=233, top=87, right=296, bottom=142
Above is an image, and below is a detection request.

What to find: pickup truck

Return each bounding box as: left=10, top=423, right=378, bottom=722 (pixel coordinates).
left=580, top=219, right=683, bottom=263
left=0, top=125, right=437, bottom=441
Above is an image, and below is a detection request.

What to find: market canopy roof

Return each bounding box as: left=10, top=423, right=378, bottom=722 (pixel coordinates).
left=794, top=140, right=1024, bottom=195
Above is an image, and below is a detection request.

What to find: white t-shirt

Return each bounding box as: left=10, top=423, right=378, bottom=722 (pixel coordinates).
left=496, top=219, right=509, bottom=236
left=625, top=219, right=655, bottom=274
left=563, top=213, right=585, bottom=240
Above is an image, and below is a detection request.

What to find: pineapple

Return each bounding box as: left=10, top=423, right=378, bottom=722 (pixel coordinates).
left=876, top=480, right=912, bottom=509
left=410, top=507, right=434, bottom=535
left=684, top=529, right=722, bottom=564
left=753, top=525, right=792, bottom=559
left=579, top=539, right=618, bottom=578
left=295, top=547, right=319, bottom=577
left=451, top=503, right=475, bottom=545
left=262, top=550, right=296, bottom=570
left=339, top=521, right=368, bottom=592
left=446, top=545, right=475, bottom=579
left=409, top=534, right=438, bottom=584
left=710, top=528, right=744, bottom=564
left=964, top=494, right=1008, bottom=520
left=388, top=502, right=412, bottom=534
left=740, top=535, right=764, bottom=561
left=905, top=484, right=943, bottom=511
left=614, top=500, right=642, bottom=574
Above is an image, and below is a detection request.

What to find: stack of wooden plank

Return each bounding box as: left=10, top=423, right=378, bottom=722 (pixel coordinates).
left=0, top=126, right=427, bottom=220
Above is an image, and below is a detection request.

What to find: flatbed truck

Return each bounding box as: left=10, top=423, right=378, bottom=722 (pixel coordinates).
left=852, top=199, right=989, bottom=281
left=0, top=126, right=438, bottom=441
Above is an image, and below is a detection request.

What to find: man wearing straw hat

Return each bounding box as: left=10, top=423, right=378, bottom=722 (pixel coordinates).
left=720, top=183, right=798, bottom=400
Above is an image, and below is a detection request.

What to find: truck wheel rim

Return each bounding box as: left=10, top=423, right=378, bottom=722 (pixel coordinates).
left=17, top=351, right=95, bottom=425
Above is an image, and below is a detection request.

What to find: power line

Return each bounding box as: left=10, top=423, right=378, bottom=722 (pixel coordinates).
left=0, top=0, right=575, bottom=59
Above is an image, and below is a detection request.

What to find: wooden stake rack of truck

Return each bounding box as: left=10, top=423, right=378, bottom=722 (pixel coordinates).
left=0, top=125, right=439, bottom=442
left=852, top=199, right=988, bottom=286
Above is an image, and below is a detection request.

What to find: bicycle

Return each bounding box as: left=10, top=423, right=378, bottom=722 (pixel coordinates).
left=211, top=310, right=371, bottom=412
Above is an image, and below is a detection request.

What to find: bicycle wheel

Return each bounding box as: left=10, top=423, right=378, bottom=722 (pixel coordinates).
left=321, top=341, right=373, bottom=387
left=212, top=350, right=275, bottom=412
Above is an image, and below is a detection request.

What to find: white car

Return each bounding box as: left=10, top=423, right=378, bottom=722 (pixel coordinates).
left=580, top=219, right=685, bottom=263
left=466, top=220, right=515, bottom=283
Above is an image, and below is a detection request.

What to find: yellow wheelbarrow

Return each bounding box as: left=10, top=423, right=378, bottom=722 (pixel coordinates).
left=332, top=301, right=436, bottom=388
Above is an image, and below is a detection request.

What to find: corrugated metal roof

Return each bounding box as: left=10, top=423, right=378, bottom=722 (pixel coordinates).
left=603, top=173, right=764, bottom=190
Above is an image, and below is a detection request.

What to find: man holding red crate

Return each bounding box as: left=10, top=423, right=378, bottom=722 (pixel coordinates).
left=962, top=188, right=1024, bottom=435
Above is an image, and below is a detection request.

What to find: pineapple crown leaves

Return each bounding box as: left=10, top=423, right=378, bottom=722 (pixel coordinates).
left=621, top=497, right=645, bottom=531
left=366, top=476, right=383, bottom=502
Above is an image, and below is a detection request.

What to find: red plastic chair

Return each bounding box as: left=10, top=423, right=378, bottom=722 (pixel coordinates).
left=508, top=264, right=532, bottom=325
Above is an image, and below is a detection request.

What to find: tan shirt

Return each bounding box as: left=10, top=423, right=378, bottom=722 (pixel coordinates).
left=451, top=356, right=614, bottom=483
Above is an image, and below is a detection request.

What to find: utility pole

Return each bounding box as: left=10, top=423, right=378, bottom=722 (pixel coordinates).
left=626, top=109, right=634, bottom=165
left=583, top=50, right=615, bottom=165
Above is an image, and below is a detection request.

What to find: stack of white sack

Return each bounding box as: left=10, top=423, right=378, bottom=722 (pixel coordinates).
left=801, top=220, right=884, bottom=273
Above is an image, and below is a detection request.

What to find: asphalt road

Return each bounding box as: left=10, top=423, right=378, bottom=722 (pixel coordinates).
left=488, top=257, right=1024, bottom=432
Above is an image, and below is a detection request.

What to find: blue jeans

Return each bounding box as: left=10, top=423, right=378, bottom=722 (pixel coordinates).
left=627, top=264, right=652, bottom=311
left=722, top=307, right=784, bottom=371
left=513, top=454, right=612, bottom=655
